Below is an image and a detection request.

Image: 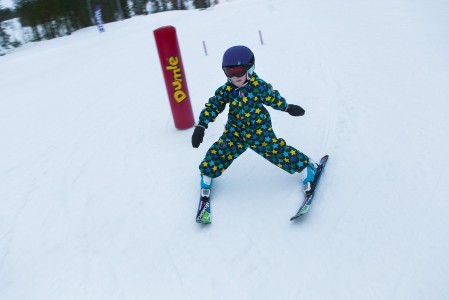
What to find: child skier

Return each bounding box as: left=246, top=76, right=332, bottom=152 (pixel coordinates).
left=192, top=45, right=321, bottom=219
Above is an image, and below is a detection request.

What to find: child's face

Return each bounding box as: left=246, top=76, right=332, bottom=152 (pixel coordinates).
left=229, top=73, right=247, bottom=87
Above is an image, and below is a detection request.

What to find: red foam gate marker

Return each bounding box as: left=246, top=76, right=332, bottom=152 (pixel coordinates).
left=154, top=26, right=195, bottom=130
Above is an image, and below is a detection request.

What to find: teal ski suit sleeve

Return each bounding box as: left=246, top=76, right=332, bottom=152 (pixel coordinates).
left=198, top=86, right=228, bottom=127
left=260, top=82, right=288, bottom=112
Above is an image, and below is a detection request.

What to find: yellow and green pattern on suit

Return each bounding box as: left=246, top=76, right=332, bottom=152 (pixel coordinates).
left=198, top=73, right=309, bottom=178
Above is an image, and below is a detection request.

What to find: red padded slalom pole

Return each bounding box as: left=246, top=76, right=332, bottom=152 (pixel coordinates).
left=154, top=26, right=195, bottom=129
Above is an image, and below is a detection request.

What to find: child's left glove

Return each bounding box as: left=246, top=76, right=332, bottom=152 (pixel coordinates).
left=286, top=104, right=305, bottom=116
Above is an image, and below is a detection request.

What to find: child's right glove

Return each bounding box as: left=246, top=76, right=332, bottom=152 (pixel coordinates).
left=286, top=104, right=305, bottom=116
left=192, top=124, right=206, bottom=148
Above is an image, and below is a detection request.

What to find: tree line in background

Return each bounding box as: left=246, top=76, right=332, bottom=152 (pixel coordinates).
left=0, top=0, right=218, bottom=54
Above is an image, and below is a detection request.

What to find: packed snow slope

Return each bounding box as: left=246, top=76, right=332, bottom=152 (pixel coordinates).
left=1, top=0, right=449, bottom=299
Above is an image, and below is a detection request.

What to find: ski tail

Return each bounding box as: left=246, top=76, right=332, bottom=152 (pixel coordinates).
left=196, top=188, right=212, bottom=224
left=196, top=175, right=213, bottom=224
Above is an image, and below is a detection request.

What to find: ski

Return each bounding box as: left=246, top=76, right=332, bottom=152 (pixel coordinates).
left=290, top=155, right=329, bottom=221
left=196, top=188, right=212, bottom=224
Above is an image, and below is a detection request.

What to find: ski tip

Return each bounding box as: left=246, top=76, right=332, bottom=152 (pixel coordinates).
left=290, top=214, right=302, bottom=221
left=321, top=154, right=329, bottom=162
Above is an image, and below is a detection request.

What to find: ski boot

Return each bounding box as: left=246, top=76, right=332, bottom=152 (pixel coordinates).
left=302, top=159, right=319, bottom=197
left=201, top=175, right=212, bottom=197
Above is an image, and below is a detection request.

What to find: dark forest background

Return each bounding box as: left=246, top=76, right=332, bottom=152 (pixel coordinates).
left=0, top=0, right=218, bottom=53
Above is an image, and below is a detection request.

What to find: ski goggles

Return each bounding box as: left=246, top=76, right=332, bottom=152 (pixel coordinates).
left=222, top=65, right=248, bottom=78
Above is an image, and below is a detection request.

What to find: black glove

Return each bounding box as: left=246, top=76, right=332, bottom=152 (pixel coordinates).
left=192, top=124, right=206, bottom=148
left=286, top=104, right=305, bottom=116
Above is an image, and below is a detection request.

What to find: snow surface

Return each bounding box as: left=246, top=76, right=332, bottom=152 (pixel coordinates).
left=1, top=0, right=449, bottom=299
left=0, top=0, right=13, bottom=9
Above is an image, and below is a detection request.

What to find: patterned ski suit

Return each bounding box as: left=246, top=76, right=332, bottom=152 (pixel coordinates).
left=198, top=73, right=309, bottom=178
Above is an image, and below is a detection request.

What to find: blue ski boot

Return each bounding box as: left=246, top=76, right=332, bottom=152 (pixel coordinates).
left=201, top=174, right=213, bottom=190
left=302, top=159, right=319, bottom=197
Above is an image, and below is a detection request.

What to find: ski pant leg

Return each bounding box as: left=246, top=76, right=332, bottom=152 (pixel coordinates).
left=199, top=125, right=248, bottom=178
left=248, top=124, right=310, bottom=174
